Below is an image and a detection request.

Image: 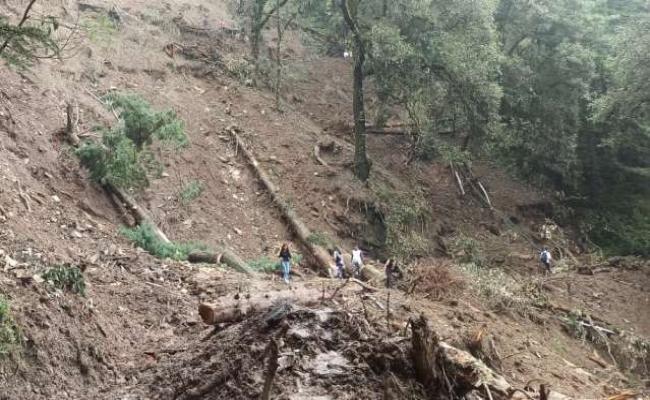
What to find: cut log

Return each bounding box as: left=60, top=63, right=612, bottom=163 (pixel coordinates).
left=198, top=288, right=322, bottom=325
left=411, top=314, right=573, bottom=400
left=188, top=249, right=253, bottom=275
left=229, top=126, right=383, bottom=281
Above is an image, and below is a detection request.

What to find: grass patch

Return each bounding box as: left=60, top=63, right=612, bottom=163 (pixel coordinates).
left=42, top=265, right=86, bottom=295
left=0, top=296, right=21, bottom=358
left=248, top=253, right=303, bottom=273
left=453, top=234, right=486, bottom=267
left=306, top=232, right=333, bottom=248
left=178, top=180, right=204, bottom=204
left=120, top=223, right=206, bottom=260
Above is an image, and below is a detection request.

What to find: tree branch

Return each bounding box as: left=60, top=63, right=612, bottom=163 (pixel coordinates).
left=0, top=0, right=38, bottom=55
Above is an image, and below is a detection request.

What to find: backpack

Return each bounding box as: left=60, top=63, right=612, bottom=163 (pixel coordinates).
left=540, top=251, right=549, bottom=263
left=335, top=252, right=342, bottom=265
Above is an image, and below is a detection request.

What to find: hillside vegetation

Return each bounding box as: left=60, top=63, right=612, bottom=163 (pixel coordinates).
left=0, top=0, right=648, bottom=399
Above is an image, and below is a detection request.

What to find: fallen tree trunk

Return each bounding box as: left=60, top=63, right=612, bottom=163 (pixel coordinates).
left=198, top=288, right=322, bottom=325
left=228, top=127, right=336, bottom=276
left=188, top=249, right=253, bottom=275
left=229, top=126, right=383, bottom=280
left=107, top=182, right=171, bottom=244
left=63, top=111, right=251, bottom=273
left=411, top=315, right=573, bottom=400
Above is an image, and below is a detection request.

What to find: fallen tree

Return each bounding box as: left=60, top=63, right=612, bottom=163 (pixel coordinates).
left=198, top=288, right=323, bottom=325
left=410, top=315, right=573, bottom=400
left=228, top=126, right=383, bottom=281
left=63, top=101, right=251, bottom=274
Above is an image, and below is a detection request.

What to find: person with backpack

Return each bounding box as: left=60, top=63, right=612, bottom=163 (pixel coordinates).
left=539, top=247, right=552, bottom=273
left=278, top=243, right=292, bottom=284
left=384, top=259, right=404, bottom=288
left=333, top=247, right=345, bottom=279
left=351, top=246, right=363, bottom=278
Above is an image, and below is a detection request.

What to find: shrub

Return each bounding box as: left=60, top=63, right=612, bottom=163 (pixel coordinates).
left=0, top=296, right=21, bottom=358
left=306, top=232, right=333, bottom=248
left=42, top=265, right=86, bottom=295
left=248, top=253, right=303, bottom=273
left=453, top=234, right=486, bottom=267
left=76, top=93, right=187, bottom=190
left=178, top=180, right=204, bottom=204
left=0, top=14, right=60, bottom=67
left=374, top=184, right=431, bottom=261
left=120, top=224, right=205, bottom=260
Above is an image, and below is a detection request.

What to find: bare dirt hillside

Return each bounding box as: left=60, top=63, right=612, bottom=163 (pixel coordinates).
left=0, top=1, right=648, bottom=399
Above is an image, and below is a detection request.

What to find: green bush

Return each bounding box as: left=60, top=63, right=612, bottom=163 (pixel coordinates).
left=0, top=15, right=60, bottom=67
left=248, top=253, right=303, bottom=273
left=453, top=234, right=486, bottom=267
left=0, top=296, right=21, bottom=358
left=374, top=184, right=431, bottom=261
left=306, top=232, right=333, bottom=248
left=120, top=223, right=205, bottom=260
left=76, top=93, right=187, bottom=190
left=42, top=265, right=86, bottom=295
left=179, top=180, right=204, bottom=204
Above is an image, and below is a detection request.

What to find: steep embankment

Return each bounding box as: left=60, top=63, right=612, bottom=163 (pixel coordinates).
left=0, top=0, right=648, bottom=399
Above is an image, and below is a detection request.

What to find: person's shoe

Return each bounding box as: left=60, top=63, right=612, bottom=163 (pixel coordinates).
left=284, top=277, right=290, bottom=284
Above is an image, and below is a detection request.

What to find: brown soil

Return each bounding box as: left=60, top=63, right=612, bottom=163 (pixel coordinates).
left=0, top=1, right=648, bottom=399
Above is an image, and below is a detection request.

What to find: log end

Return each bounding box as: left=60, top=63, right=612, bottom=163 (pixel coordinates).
left=199, top=303, right=216, bottom=325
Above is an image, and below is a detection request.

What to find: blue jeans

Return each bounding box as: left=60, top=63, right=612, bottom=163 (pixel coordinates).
left=281, top=260, right=291, bottom=282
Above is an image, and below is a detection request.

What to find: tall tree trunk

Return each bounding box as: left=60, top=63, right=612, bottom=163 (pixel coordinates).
left=341, top=0, right=370, bottom=182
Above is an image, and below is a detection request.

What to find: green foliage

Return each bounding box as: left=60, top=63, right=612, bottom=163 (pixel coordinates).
left=374, top=184, right=431, bottom=261
left=120, top=224, right=206, bottom=261
left=248, top=253, right=303, bottom=273
left=42, top=265, right=86, bottom=295
left=0, top=296, right=21, bottom=358
left=81, top=15, right=117, bottom=46
left=76, top=93, right=187, bottom=190
left=178, top=180, right=204, bottom=204
left=248, top=256, right=280, bottom=273
left=453, top=234, right=486, bottom=267
left=0, top=15, right=60, bottom=67
left=306, top=232, right=333, bottom=248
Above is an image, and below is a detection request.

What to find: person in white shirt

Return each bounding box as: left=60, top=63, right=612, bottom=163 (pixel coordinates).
left=351, top=246, right=363, bottom=277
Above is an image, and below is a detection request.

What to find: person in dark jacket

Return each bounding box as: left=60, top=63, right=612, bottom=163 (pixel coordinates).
left=384, top=259, right=402, bottom=288
left=279, top=243, right=292, bottom=284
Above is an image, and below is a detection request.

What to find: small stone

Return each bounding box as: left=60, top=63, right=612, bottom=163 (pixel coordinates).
left=51, top=195, right=60, bottom=203
left=72, top=230, right=83, bottom=238
left=4, top=255, right=18, bottom=268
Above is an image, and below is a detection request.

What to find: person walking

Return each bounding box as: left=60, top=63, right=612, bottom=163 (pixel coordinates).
left=278, top=243, right=292, bottom=284
left=351, top=246, right=363, bottom=278
left=539, top=247, right=552, bottom=274
left=333, top=247, right=345, bottom=279
left=384, top=259, right=403, bottom=288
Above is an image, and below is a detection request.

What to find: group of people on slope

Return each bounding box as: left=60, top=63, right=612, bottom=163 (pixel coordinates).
left=278, top=242, right=402, bottom=287
left=278, top=242, right=553, bottom=286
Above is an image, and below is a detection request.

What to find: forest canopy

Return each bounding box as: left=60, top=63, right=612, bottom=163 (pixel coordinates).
left=277, top=0, right=649, bottom=255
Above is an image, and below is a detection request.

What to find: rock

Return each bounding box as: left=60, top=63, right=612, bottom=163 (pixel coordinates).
left=51, top=195, right=61, bottom=203
left=309, top=351, right=350, bottom=377
left=4, top=255, right=18, bottom=269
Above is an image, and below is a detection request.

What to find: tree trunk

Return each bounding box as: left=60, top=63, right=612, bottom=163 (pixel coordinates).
left=188, top=249, right=253, bottom=275
left=198, top=288, right=322, bottom=325
left=411, top=315, right=573, bottom=400
left=340, top=0, right=370, bottom=182
left=228, top=127, right=335, bottom=275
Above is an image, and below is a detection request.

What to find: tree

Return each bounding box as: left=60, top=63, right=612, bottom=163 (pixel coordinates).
left=248, top=0, right=290, bottom=84
left=76, top=93, right=188, bottom=190
left=340, top=0, right=371, bottom=181
left=0, top=0, right=59, bottom=67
